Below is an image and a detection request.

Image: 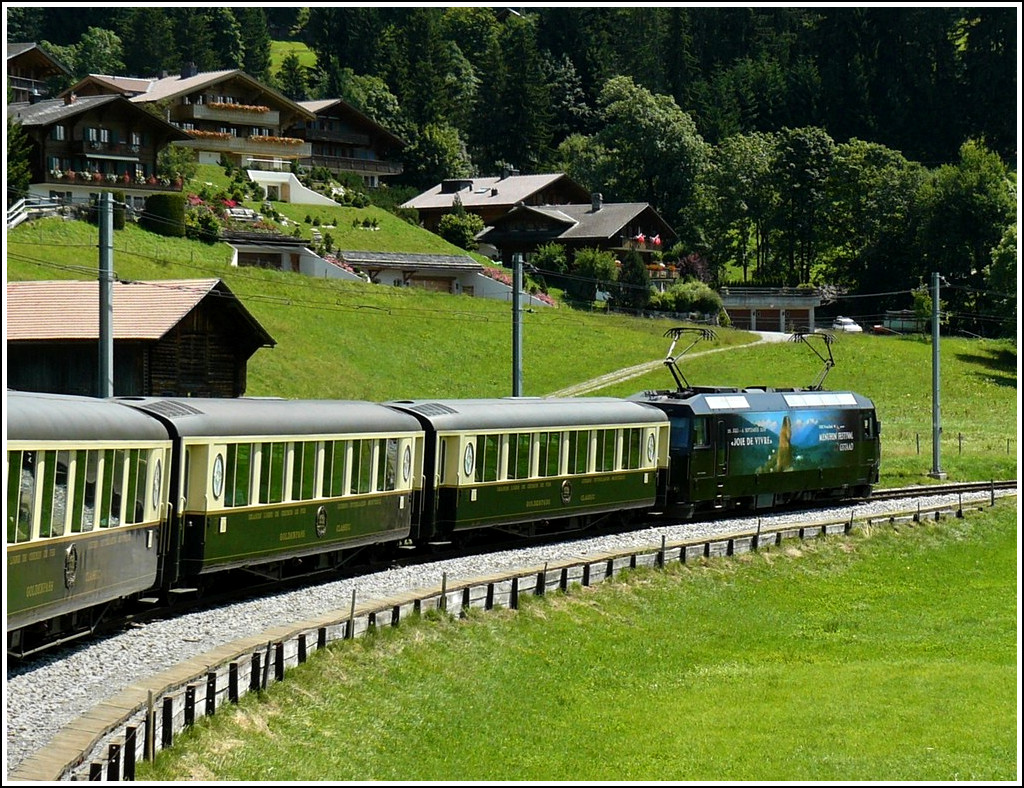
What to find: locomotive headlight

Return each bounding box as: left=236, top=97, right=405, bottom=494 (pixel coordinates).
left=212, top=452, right=225, bottom=499
left=464, top=442, right=475, bottom=478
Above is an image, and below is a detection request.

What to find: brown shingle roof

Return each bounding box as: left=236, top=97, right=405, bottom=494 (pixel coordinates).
left=399, top=173, right=589, bottom=211
left=5, top=279, right=270, bottom=343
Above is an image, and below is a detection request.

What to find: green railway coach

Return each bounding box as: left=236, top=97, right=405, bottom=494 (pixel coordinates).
left=388, top=398, right=670, bottom=540
left=6, top=391, right=173, bottom=656
left=120, top=398, right=424, bottom=583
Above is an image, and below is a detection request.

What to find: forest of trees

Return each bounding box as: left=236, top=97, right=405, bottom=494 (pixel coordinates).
left=7, top=6, right=1017, bottom=336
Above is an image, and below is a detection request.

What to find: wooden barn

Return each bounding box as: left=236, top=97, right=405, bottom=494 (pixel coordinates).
left=5, top=278, right=274, bottom=397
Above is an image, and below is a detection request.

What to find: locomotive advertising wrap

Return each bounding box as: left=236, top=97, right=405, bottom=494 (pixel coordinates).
left=725, top=407, right=863, bottom=475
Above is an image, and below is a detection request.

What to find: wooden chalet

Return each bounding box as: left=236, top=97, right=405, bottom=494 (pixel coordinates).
left=7, top=42, right=72, bottom=103
left=289, top=98, right=406, bottom=187
left=477, top=193, right=678, bottom=267
left=64, top=66, right=316, bottom=170
left=7, top=93, right=192, bottom=209
left=5, top=279, right=274, bottom=398
left=400, top=170, right=591, bottom=233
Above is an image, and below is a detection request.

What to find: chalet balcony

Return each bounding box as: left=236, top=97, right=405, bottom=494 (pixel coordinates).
left=303, top=127, right=371, bottom=146
left=73, top=139, right=144, bottom=161
left=41, top=171, right=183, bottom=192
left=178, top=133, right=311, bottom=159
left=183, top=103, right=280, bottom=126
left=305, top=154, right=403, bottom=176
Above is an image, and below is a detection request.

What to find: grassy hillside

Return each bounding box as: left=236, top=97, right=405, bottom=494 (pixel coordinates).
left=4, top=215, right=752, bottom=402
left=5, top=204, right=1016, bottom=486
left=138, top=499, right=1018, bottom=781
left=269, top=40, right=317, bottom=72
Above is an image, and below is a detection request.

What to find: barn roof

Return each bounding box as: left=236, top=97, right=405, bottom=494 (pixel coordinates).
left=5, top=278, right=274, bottom=346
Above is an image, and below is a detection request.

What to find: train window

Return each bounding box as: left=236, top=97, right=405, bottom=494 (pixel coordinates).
left=623, top=428, right=642, bottom=470
left=37, top=450, right=66, bottom=538
left=323, top=440, right=347, bottom=498
left=225, top=443, right=252, bottom=507
left=595, top=429, right=616, bottom=472
left=291, top=441, right=318, bottom=501
left=475, top=434, right=499, bottom=483
left=99, top=449, right=123, bottom=527
left=377, top=438, right=398, bottom=492
left=72, top=450, right=98, bottom=532
left=507, top=433, right=532, bottom=480
left=126, top=449, right=147, bottom=524
left=567, top=430, right=590, bottom=475
left=538, top=432, right=560, bottom=477
left=351, top=440, right=373, bottom=495
left=7, top=450, right=35, bottom=544
left=693, top=418, right=709, bottom=448
left=259, top=442, right=286, bottom=504
left=862, top=413, right=876, bottom=438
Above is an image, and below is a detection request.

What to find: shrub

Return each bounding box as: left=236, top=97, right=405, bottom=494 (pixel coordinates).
left=140, top=193, right=186, bottom=237
left=437, top=211, right=484, bottom=251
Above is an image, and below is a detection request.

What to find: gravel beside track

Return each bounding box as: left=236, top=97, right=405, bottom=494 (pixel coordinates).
left=4, top=490, right=1013, bottom=778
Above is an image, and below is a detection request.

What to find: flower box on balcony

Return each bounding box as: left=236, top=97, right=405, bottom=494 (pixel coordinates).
left=188, top=129, right=232, bottom=140
left=209, top=101, right=271, bottom=113
left=248, top=135, right=304, bottom=145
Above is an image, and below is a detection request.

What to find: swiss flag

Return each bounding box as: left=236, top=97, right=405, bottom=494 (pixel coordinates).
left=636, top=232, right=646, bottom=244
left=652, top=234, right=661, bottom=246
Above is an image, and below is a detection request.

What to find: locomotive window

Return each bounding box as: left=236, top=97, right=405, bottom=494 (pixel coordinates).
left=7, top=450, right=34, bottom=544
left=693, top=417, right=709, bottom=448
left=350, top=440, right=373, bottom=495
left=670, top=417, right=692, bottom=451
left=291, top=441, right=318, bottom=501
left=323, top=440, right=348, bottom=498
left=567, top=430, right=590, bottom=475
left=259, top=442, right=286, bottom=504
left=476, top=434, right=499, bottom=483
left=377, top=438, right=398, bottom=492
left=862, top=414, right=875, bottom=438
left=538, top=432, right=561, bottom=477
left=595, top=429, right=616, bottom=472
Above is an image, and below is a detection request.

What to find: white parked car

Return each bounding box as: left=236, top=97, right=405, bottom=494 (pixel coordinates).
left=831, top=316, right=863, bottom=333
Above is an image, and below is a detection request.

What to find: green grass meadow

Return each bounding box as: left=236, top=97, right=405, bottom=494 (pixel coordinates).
left=137, top=499, right=1018, bottom=782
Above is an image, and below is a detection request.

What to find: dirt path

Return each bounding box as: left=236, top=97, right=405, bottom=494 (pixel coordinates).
left=545, top=331, right=790, bottom=398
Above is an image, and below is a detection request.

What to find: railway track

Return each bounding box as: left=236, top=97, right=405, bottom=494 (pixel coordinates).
left=865, top=479, right=1017, bottom=502
left=7, top=480, right=1017, bottom=782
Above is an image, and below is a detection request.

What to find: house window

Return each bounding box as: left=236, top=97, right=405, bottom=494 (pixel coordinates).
left=85, top=127, right=98, bottom=142
left=99, top=128, right=110, bottom=143
left=51, top=125, right=65, bottom=141
left=131, top=132, right=142, bottom=147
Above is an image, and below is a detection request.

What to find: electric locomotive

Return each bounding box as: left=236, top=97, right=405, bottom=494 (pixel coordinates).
left=631, top=327, right=880, bottom=517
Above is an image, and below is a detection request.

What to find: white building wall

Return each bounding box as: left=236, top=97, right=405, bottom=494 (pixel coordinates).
left=246, top=170, right=339, bottom=206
